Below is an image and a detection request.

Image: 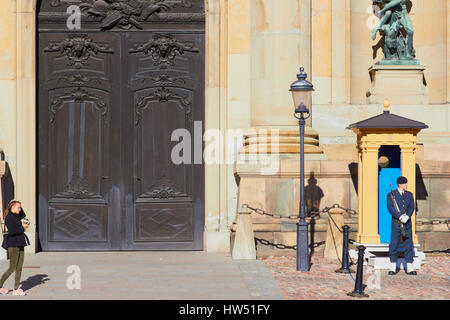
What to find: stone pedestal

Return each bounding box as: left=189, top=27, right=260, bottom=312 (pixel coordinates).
left=367, top=65, right=429, bottom=105
left=324, top=208, right=344, bottom=260
left=232, top=209, right=256, bottom=260
left=349, top=243, right=425, bottom=270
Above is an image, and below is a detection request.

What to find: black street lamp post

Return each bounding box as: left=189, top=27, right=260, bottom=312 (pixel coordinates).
left=290, top=67, right=314, bottom=272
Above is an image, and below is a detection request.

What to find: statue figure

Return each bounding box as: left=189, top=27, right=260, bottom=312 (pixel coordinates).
left=372, top=0, right=417, bottom=63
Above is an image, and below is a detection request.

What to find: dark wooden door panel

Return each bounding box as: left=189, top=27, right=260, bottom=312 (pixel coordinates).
left=49, top=204, right=108, bottom=242
left=38, top=1, right=205, bottom=251
left=123, top=32, right=204, bottom=250
left=49, top=98, right=109, bottom=202
left=134, top=203, right=194, bottom=242
left=38, top=32, right=122, bottom=251
left=134, top=96, right=192, bottom=200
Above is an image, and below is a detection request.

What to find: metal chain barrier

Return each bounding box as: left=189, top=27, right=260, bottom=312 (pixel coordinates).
left=324, top=212, right=356, bottom=267
left=244, top=203, right=358, bottom=254
left=254, top=237, right=325, bottom=251
left=242, top=203, right=358, bottom=221
left=245, top=204, right=449, bottom=255
left=243, top=203, right=358, bottom=248
left=313, top=204, right=358, bottom=217
left=414, top=219, right=450, bottom=254
left=242, top=204, right=308, bottom=220
left=416, top=219, right=450, bottom=230
left=423, top=248, right=450, bottom=254
left=325, top=211, right=356, bottom=244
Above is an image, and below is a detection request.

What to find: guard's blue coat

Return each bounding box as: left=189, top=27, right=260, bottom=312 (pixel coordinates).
left=386, top=189, right=415, bottom=263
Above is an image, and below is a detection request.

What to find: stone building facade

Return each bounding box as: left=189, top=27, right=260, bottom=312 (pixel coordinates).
left=0, top=0, right=449, bottom=256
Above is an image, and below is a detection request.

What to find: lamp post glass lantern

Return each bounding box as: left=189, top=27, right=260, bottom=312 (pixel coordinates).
left=290, top=67, right=313, bottom=116
left=290, top=67, right=314, bottom=272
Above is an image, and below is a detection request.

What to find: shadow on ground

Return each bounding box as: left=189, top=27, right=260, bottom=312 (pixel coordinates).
left=20, top=274, right=50, bottom=291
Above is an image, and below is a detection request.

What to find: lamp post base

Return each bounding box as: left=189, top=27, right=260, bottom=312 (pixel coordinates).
left=296, top=221, right=310, bottom=272
left=347, top=292, right=369, bottom=298
left=335, top=268, right=355, bottom=274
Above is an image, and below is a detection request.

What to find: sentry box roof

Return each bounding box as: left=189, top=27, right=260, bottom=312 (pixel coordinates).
left=347, top=101, right=428, bottom=130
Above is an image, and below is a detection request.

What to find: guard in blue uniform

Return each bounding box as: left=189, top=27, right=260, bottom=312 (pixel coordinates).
left=386, top=176, right=417, bottom=275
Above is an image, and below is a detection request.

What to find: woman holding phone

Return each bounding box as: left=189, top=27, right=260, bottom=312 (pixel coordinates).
left=0, top=200, right=30, bottom=296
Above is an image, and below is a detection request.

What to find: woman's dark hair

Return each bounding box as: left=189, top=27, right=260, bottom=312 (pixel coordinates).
left=3, top=200, right=21, bottom=220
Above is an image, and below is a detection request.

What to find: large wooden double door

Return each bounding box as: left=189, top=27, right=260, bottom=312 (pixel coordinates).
left=37, top=0, right=205, bottom=251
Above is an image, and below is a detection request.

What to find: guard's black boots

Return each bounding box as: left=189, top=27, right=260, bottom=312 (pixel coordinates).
left=388, top=269, right=399, bottom=275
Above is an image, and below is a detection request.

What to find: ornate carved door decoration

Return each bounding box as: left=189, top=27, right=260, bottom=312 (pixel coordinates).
left=135, top=87, right=192, bottom=125
left=49, top=87, right=108, bottom=124
left=38, top=0, right=205, bottom=251
left=49, top=0, right=193, bottom=30
left=54, top=172, right=99, bottom=200
left=144, top=176, right=186, bottom=199
left=128, top=34, right=199, bottom=68
left=55, top=74, right=102, bottom=86
left=44, top=34, right=114, bottom=69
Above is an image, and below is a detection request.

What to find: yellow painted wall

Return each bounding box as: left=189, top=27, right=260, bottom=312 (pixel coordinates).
left=0, top=0, right=37, bottom=253
left=250, top=0, right=311, bottom=127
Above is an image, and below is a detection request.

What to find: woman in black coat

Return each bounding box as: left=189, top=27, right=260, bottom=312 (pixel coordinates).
left=0, top=200, right=30, bottom=296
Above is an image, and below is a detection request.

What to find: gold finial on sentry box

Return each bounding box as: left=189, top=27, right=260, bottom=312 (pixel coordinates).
left=383, top=98, right=390, bottom=112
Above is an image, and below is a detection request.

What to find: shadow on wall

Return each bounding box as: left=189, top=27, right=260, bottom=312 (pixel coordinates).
left=304, top=172, right=324, bottom=217
left=415, top=164, right=428, bottom=216
left=346, top=162, right=428, bottom=210
left=1, top=151, right=15, bottom=213
left=372, top=37, right=385, bottom=60
left=348, top=162, right=358, bottom=196
left=303, top=172, right=324, bottom=257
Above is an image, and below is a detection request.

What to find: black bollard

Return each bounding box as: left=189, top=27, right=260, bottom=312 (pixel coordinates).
left=335, top=225, right=354, bottom=273
left=347, top=245, right=369, bottom=298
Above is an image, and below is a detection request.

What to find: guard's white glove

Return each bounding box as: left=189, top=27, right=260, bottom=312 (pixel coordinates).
left=399, top=214, right=409, bottom=224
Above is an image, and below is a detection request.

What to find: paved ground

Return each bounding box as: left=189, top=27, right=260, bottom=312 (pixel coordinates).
left=261, top=254, right=450, bottom=300
left=0, top=251, right=283, bottom=300
left=0, top=251, right=447, bottom=300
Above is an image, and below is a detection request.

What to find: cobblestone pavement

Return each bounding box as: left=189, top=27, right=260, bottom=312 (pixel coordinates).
left=261, top=253, right=450, bottom=300
left=0, top=252, right=283, bottom=300
left=237, top=260, right=283, bottom=300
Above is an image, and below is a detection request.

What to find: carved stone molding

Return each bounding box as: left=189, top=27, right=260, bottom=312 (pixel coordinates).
left=129, top=34, right=199, bottom=69
left=44, top=34, right=114, bottom=69
left=50, top=87, right=108, bottom=124
left=135, top=87, right=192, bottom=125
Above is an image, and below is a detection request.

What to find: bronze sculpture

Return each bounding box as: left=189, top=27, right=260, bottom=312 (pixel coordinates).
left=372, top=0, right=418, bottom=64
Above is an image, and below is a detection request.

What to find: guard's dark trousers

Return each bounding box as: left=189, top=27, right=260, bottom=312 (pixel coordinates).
left=389, top=224, right=413, bottom=263
left=0, top=247, right=25, bottom=290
